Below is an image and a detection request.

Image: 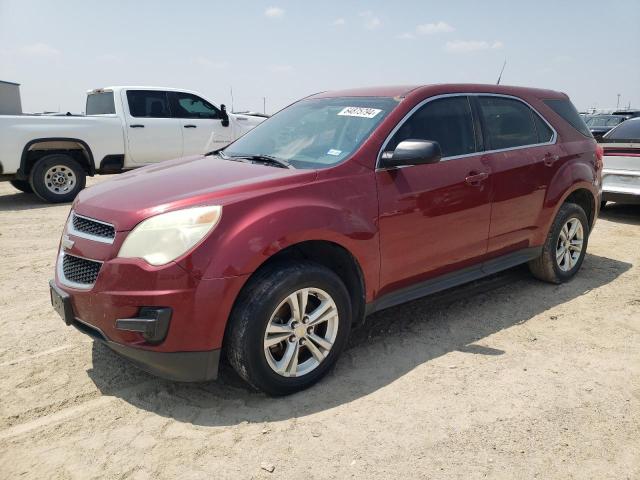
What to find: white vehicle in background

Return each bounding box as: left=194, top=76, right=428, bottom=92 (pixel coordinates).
left=0, top=86, right=266, bottom=202
left=600, top=117, right=640, bottom=207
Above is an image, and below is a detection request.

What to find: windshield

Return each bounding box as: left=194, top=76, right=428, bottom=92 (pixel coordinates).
left=586, top=116, right=625, bottom=127
left=223, top=97, right=399, bottom=169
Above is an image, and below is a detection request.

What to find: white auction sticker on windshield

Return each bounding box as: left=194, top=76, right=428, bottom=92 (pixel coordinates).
left=338, top=107, right=382, bottom=118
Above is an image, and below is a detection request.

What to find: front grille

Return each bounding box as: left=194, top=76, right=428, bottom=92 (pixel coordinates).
left=62, top=254, right=102, bottom=286
left=72, top=213, right=115, bottom=240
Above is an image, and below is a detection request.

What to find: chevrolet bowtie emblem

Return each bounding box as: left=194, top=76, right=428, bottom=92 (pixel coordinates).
left=62, top=235, right=75, bottom=250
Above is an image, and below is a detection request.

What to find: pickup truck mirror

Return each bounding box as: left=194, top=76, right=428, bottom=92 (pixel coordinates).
left=220, top=104, right=230, bottom=127
left=382, top=139, right=442, bottom=168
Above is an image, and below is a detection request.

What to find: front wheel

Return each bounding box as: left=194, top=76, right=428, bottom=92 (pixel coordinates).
left=226, top=262, right=352, bottom=396
left=528, top=202, right=589, bottom=283
left=29, top=154, right=86, bottom=203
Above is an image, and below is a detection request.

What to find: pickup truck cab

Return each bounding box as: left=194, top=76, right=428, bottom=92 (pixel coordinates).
left=0, top=86, right=265, bottom=202
left=51, top=84, right=601, bottom=395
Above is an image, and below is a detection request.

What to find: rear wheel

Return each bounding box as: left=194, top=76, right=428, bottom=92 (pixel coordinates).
left=29, top=154, right=86, bottom=203
left=226, top=262, right=352, bottom=396
left=9, top=179, right=33, bottom=194
left=528, top=202, right=589, bottom=283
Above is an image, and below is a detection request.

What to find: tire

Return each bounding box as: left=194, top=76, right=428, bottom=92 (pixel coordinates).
left=528, top=202, right=589, bottom=284
left=29, top=154, right=86, bottom=203
left=226, top=261, right=352, bottom=396
left=9, top=179, right=33, bottom=193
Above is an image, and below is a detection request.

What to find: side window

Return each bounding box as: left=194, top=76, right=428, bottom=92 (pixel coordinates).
left=544, top=98, right=592, bottom=137
left=533, top=113, right=554, bottom=143
left=126, top=90, right=171, bottom=118
left=386, top=96, right=477, bottom=158
left=169, top=92, right=221, bottom=119
left=478, top=96, right=540, bottom=150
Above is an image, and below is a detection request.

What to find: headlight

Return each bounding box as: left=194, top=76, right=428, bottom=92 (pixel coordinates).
left=118, top=205, right=222, bottom=266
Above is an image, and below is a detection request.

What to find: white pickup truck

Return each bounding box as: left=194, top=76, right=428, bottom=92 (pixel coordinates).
left=0, top=86, right=266, bottom=202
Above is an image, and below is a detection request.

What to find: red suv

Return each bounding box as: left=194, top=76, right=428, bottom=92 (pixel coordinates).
left=50, top=84, right=602, bottom=395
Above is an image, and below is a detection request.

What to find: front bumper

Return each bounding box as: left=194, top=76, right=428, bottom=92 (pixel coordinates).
left=51, top=279, right=223, bottom=381
left=52, top=253, right=249, bottom=382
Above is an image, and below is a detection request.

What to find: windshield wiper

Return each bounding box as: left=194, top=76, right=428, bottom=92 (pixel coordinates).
left=230, top=154, right=293, bottom=169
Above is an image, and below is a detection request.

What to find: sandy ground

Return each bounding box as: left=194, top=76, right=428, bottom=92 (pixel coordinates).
left=0, top=177, right=638, bottom=480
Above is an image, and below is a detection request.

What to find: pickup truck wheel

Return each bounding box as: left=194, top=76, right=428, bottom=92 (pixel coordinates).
left=528, top=202, right=589, bottom=284
left=9, top=180, right=33, bottom=194
left=29, top=154, right=86, bottom=203
left=226, top=262, right=352, bottom=396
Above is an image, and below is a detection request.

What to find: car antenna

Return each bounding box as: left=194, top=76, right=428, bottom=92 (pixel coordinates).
left=496, top=59, right=507, bottom=85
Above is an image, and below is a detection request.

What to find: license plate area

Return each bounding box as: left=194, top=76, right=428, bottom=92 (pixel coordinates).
left=49, top=280, right=74, bottom=325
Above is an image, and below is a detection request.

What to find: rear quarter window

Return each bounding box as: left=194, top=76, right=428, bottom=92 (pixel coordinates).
left=543, top=99, right=592, bottom=137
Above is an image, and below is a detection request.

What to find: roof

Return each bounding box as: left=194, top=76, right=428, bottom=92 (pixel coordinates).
left=88, top=86, right=203, bottom=95
left=311, top=83, right=566, bottom=100
left=0, top=80, right=20, bottom=86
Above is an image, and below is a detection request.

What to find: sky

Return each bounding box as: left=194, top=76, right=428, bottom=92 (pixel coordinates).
left=1, top=0, right=639, bottom=114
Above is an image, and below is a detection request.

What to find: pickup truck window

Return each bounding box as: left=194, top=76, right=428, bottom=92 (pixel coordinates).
left=385, top=96, right=477, bottom=158
left=224, top=97, right=398, bottom=169
left=86, top=92, right=115, bottom=115
left=127, top=90, right=171, bottom=118
left=169, top=92, right=221, bottom=119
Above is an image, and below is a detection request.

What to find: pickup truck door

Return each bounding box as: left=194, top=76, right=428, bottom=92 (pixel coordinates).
left=122, top=90, right=182, bottom=164
left=168, top=92, right=234, bottom=156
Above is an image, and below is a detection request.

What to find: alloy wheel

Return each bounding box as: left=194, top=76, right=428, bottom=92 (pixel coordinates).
left=556, top=217, right=584, bottom=272
left=263, top=288, right=339, bottom=377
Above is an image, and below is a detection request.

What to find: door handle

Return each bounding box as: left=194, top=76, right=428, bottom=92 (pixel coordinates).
left=543, top=153, right=559, bottom=167
left=130, top=124, right=145, bottom=128
left=184, top=124, right=197, bottom=128
left=465, top=171, right=489, bottom=186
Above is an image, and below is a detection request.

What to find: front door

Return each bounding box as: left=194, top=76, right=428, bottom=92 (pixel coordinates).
left=169, top=91, right=233, bottom=156
left=123, top=90, right=182, bottom=164
left=376, top=95, right=492, bottom=295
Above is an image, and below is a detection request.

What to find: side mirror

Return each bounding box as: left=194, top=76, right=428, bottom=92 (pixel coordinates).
left=382, top=139, right=442, bottom=168
left=220, top=104, right=230, bottom=127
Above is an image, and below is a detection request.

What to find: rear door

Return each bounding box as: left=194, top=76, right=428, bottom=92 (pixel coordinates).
left=376, top=95, right=492, bottom=293
left=475, top=95, right=558, bottom=255
left=123, top=90, right=182, bottom=164
left=168, top=91, right=233, bottom=156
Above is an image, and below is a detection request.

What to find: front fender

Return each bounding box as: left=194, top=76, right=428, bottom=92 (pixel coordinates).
left=176, top=172, right=380, bottom=299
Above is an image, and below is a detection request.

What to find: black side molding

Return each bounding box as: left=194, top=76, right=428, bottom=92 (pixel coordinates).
left=366, top=247, right=542, bottom=315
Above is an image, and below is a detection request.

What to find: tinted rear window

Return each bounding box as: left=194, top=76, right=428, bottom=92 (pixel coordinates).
left=86, top=92, right=115, bottom=115
left=603, top=119, right=640, bottom=141
left=543, top=99, right=592, bottom=137
left=478, top=96, right=539, bottom=150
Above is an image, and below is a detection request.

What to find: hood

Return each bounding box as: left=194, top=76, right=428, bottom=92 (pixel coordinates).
left=74, top=155, right=316, bottom=231
left=231, top=113, right=266, bottom=135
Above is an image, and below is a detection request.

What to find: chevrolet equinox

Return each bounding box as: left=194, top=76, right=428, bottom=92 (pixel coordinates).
left=50, top=84, right=602, bottom=395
